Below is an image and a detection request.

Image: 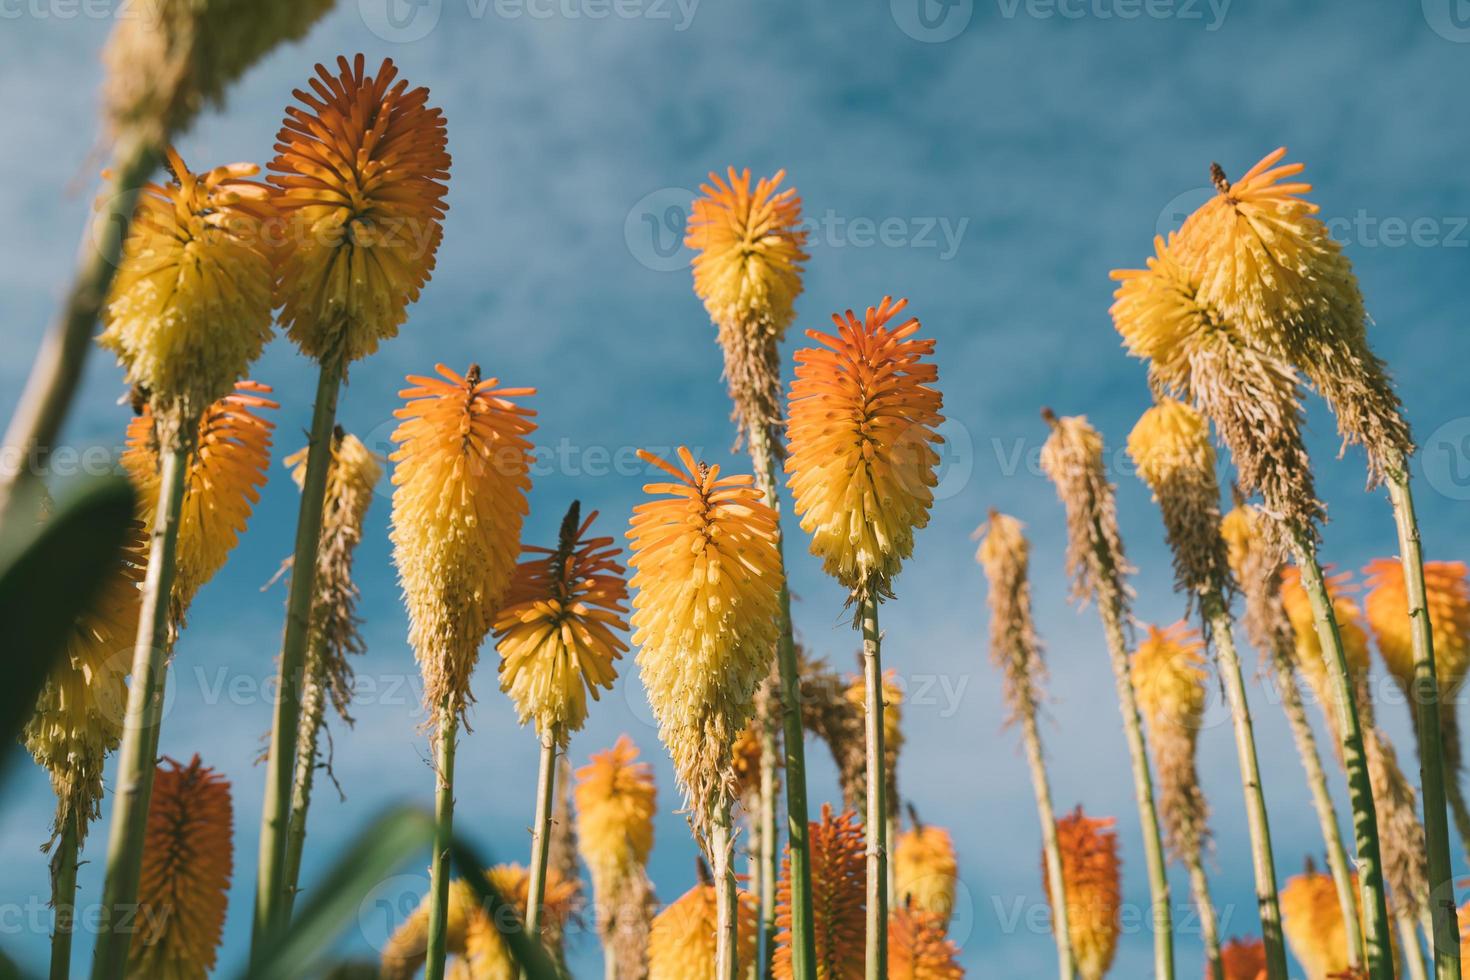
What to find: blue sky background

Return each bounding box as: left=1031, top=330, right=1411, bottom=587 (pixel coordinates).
left=3, top=0, right=1470, bottom=975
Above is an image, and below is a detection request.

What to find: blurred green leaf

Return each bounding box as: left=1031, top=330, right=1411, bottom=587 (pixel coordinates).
left=0, top=476, right=134, bottom=784
left=240, top=806, right=563, bottom=980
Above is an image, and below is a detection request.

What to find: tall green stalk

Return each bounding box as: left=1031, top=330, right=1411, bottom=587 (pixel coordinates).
left=1019, top=705, right=1075, bottom=979
left=757, top=700, right=780, bottom=980
left=281, top=634, right=331, bottom=919
left=425, top=712, right=459, bottom=980
left=48, top=816, right=80, bottom=980
left=1265, top=638, right=1363, bottom=966
left=1290, top=531, right=1394, bottom=979
left=748, top=425, right=816, bottom=980
left=1398, top=915, right=1430, bottom=980
left=525, top=731, right=559, bottom=944
left=1090, top=540, right=1173, bottom=979
left=1202, top=594, right=1286, bottom=977
left=251, top=350, right=344, bottom=957
left=859, top=592, right=887, bottom=980
left=91, top=438, right=189, bottom=980
left=714, top=800, right=740, bottom=980
left=1385, top=465, right=1460, bottom=980
left=1184, top=858, right=1222, bottom=980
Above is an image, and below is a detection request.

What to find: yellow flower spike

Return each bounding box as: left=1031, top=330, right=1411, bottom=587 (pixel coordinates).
left=1173, top=148, right=1362, bottom=361
left=494, top=502, right=630, bottom=744
left=648, top=879, right=759, bottom=980
left=574, top=735, right=657, bottom=966
left=1131, top=623, right=1211, bottom=862
left=627, top=447, right=782, bottom=832
left=887, top=908, right=963, bottom=980
left=1280, top=866, right=1366, bottom=980
left=1220, top=937, right=1266, bottom=980
left=124, top=380, right=277, bottom=617
left=380, top=865, right=579, bottom=980
left=127, top=755, right=233, bottom=980
left=390, top=363, right=536, bottom=725
left=25, top=520, right=147, bottom=841
left=686, top=167, right=809, bottom=451
left=1126, top=397, right=1232, bottom=597
left=270, top=55, right=451, bottom=366
left=893, top=822, right=958, bottom=927
left=1362, top=558, right=1470, bottom=699
left=1048, top=807, right=1121, bottom=980
left=773, top=805, right=865, bottom=979
left=99, top=148, right=276, bottom=433
left=786, top=296, right=945, bottom=603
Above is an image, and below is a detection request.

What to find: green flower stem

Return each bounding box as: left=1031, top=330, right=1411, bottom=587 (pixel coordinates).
left=91, top=437, right=189, bottom=980
left=1019, top=702, right=1075, bottom=979
left=1185, top=857, right=1222, bottom=980
left=757, top=700, right=780, bottom=980
left=251, top=349, right=344, bottom=959
left=425, top=712, right=459, bottom=980
left=48, top=814, right=80, bottom=980
left=1386, top=464, right=1460, bottom=980
left=860, top=591, right=887, bottom=980
left=281, top=634, right=330, bottom=919
left=1290, top=529, right=1394, bottom=979
left=714, top=799, right=740, bottom=980
left=525, top=730, right=559, bottom=944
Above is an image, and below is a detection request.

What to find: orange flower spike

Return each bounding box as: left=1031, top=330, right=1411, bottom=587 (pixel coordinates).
left=128, top=755, right=234, bottom=980
left=124, top=380, right=278, bottom=612
left=1220, top=936, right=1267, bottom=980
left=887, top=908, right=963, bottom=980
left=772, top=805, right=865, bottom=979
left=1048, top=807, right=1122, bottom=980
left=270, top=55, right=451, bottom=365
left=648, top=881, right=759, bottom=980
left=1362, top=558, right=1470, bottom=697
left=786, top=296, right=945, bottom=600
left=390, top=364, right=537, bottom=725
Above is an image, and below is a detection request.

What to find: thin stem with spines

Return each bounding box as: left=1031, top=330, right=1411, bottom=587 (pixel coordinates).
left=91, top=437, right=189, bottom=980
left=747, top=423, right=817, bottom=980
left=1185, top=857, right=1222, bottom=980
left=281, top=633, right=330, bottom=919
left=425, top=711, right=458, bottom=980
left=48, top=815, right=79, bottom=980
left=860, top=591, right=888, bottom=980
left=1264, top=637, right=1363, bottom=966
left=251, top=349, right=344, bottom=958
left=714, top=800, right=740, bottom=980
left=525, top=730, right=559, bottom=946
left=1202, top=593, right=1287, bottom=977
left=1019, top=706, right=1075, bottom=979
left=1385, top=464, right=1460, bottom=980
left=1088, top=531, right=1174, bottom=980
left=1289, top=530, right=1394, bottom=979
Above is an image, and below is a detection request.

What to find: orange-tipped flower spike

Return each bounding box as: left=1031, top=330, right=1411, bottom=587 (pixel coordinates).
left=648, top=879, right=759, bottom=980
left=893, top=822, right=959, bottom=927
left=1362, top=558, right=1470, bottom=699
left=494, top=502, right=630, bottom=744
left=99, top=148, right=276, bottom=435
left=573, top=735, right=657, bottom=965
left=773, top=805, right=865, bottom=979
left=1220, top=937, right=1267, bottom=980
left=785, top=296, right=944, bottom=603
left=124, top=380, right=277, bottom=617
left=1131, top=623, right=1210, bottom=863
left=887, top=908, right=963, bottom=980
left=686, top=168, right=809, bottom=451
left=390, top=364, right=536, bottom=725
left=1279, top=866, right=1365, bottom=980
left=270, top=55, right=451, bottom=366
left=1048, top=807, right=1121, bottom=980
left=626, top=447, right=782, bottom=832
left=128, top=755, right=233, bottom=980
left=25, top=521, right=147, bottom=841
